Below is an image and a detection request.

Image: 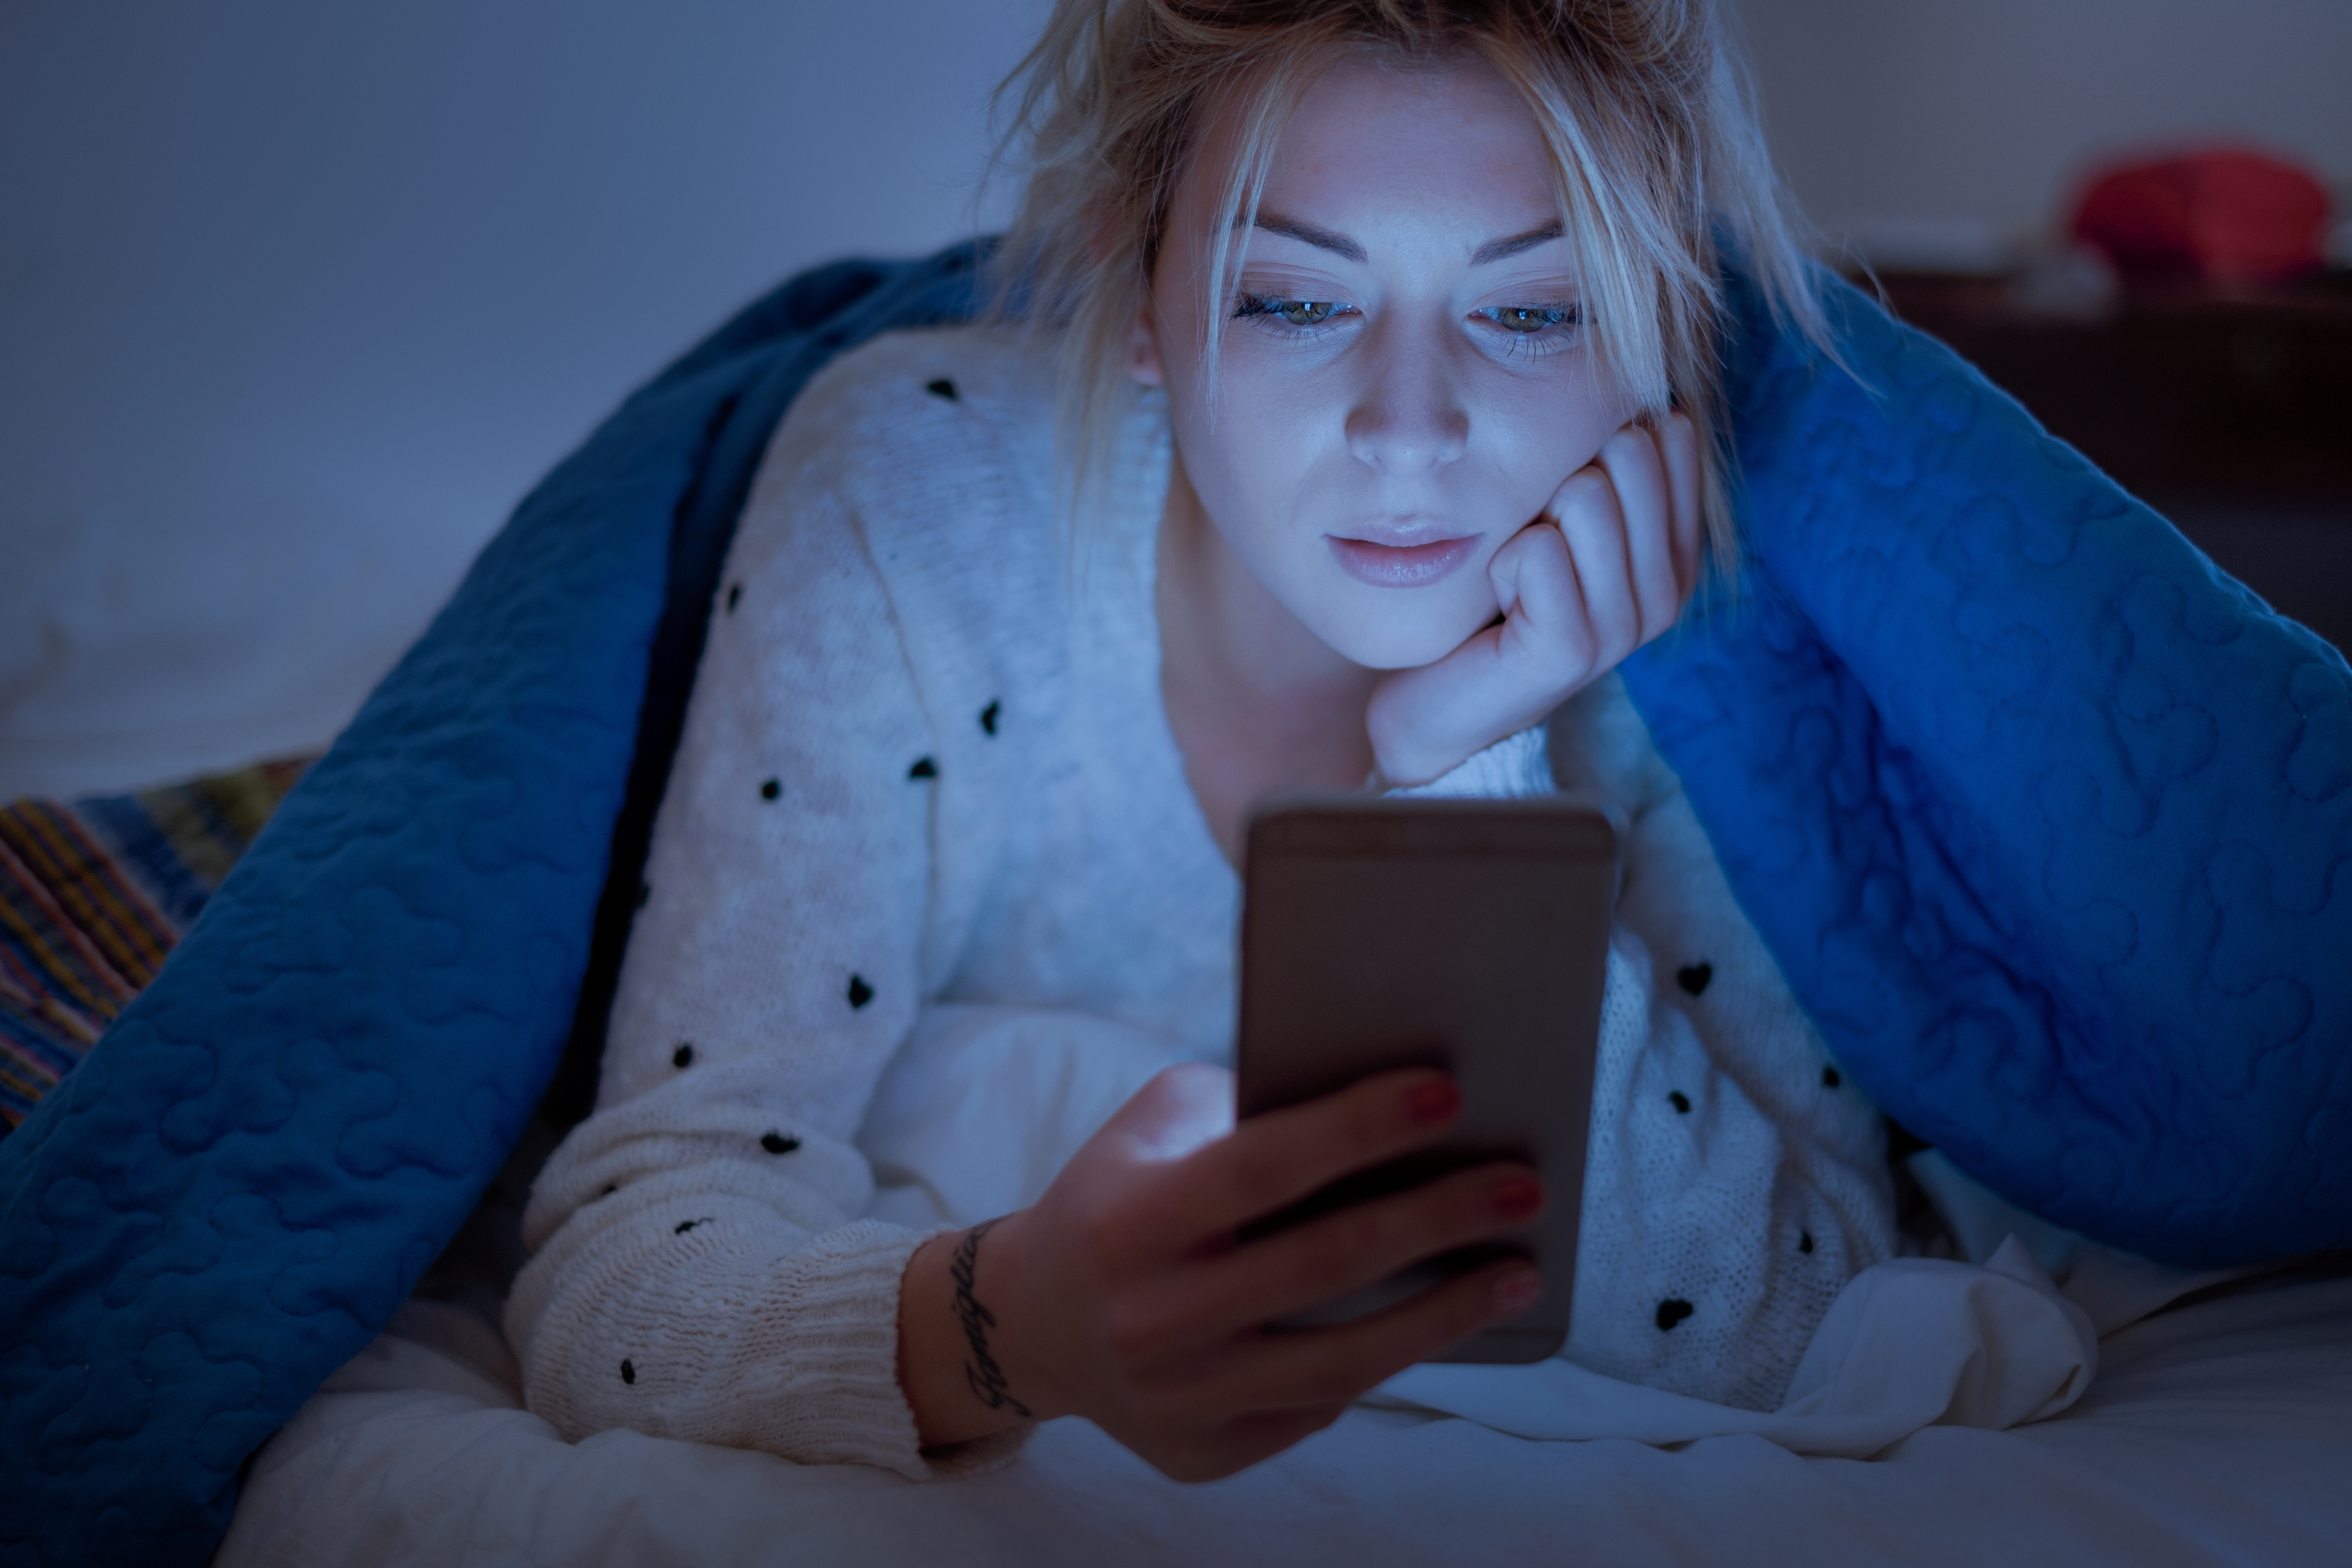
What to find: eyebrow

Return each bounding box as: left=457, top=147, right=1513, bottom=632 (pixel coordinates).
left=1244, top=212, right=1568, bottom=267
left=1248, top=212, right=1367, bottom=262
left=1471, top=219, right=1566, bottom=265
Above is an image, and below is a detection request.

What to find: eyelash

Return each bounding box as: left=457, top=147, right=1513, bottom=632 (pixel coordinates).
left=1478, top=304, right=1583, bottom=335
left=1232, top=293, right=1351, bottom=330
left=1230, top=293, right=1584, bottom=351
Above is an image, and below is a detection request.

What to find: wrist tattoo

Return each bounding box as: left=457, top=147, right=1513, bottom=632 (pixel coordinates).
left=948, top=1219, right=1032, bottom=1419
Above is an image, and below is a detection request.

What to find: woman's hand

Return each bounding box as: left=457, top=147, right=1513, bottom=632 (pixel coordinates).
left=895, top=1063, right=1543, bottom=1480
left=1366, top=413, right=1701, bottom=788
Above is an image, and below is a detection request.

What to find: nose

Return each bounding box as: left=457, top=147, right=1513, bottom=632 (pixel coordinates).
left=1343, top=327, right=1469, bottom=476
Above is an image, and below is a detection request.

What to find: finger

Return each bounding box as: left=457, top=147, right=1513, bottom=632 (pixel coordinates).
left=1487, top=520, right=1530, bottom=621
left=1191, top=1255, right=1542, bottom=1418
left=1129, top=1068, right=1463, bottom=1245
left=1659, top=411, right=1702, bottom=603
left=1496, top=524, right=1590, bottom=682
left=1161, top=1159, right=1544, bottom=1343
left=1547, top=466, right=1637, bottom=659
left=1488, top=519, right=1595, bottom=676
left=1594, top=422, right=1678, bottom=645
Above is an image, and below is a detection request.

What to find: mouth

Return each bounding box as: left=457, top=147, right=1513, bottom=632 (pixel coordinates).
left=1325, top=533, right=1480, bottom=589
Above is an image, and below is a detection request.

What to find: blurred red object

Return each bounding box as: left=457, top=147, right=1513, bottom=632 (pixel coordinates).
left=2070, top=148, right=2329, bottom=287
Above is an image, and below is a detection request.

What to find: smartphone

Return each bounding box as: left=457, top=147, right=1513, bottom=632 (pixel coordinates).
left=1235, top=794, right=1619, bottom=1364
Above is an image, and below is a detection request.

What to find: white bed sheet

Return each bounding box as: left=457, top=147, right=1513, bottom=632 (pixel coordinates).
left=218, top=1269, right=2352, bottom=1567
left=219, top=1004, right=2352, bottom=1566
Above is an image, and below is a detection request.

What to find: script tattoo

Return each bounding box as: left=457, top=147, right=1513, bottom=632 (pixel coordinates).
left=949, top=1219, right=1032, bottom=1419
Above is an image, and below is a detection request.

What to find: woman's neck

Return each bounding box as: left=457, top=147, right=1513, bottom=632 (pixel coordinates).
left=1155, top=455, right=1378, bottom=864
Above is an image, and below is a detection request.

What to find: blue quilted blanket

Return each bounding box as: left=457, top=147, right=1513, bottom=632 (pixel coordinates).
left=1, top=247, right=2345, bottom=1566
left=1625, top=270, right=2350, bottom=1261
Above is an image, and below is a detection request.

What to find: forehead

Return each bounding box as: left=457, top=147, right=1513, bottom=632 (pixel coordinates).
left=1180, top=49, right=1561, bottom=244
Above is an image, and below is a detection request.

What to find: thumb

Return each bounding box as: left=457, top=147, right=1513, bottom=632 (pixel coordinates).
left=1105, top=1063, right=1236, bottom=1163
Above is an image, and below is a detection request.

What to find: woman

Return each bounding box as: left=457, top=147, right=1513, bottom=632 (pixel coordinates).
left=506, top=0, right=1892, bottom=1483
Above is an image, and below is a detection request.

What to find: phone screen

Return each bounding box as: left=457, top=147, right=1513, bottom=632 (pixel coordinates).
left=1236, top=796, right=1618, bottom=1363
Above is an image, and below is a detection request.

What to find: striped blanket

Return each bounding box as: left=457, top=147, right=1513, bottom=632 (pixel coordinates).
left=0, top=760, right=310, bottom=1130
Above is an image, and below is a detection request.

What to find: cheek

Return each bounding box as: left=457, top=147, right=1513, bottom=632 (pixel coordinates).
left=1474, top=370, right=1637, bottom=514
left=1174, top=351, right=1325, bottom=493
left=1167, top=350, right=1342, bottom=566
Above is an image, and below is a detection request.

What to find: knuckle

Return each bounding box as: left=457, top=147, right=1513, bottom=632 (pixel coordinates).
left=1523, top=523, right=1571, bottom=573
left=1553, top=466, right=1610, bottom=514
left=1609, top=425, right=1660, bottom=472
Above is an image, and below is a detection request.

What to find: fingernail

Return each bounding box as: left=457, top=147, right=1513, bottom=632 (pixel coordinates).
left=1492, top=1176, right=1543, bottom=1222
left=1494, top=1270, right=1542, bottom=1313
left=1406, top=1079, right=1461, bottom=1127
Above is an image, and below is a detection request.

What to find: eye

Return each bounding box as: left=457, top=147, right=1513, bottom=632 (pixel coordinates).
left=1234, top=295, right=1348, bottom=329
left=1480, top=304, right=1581, bottom=334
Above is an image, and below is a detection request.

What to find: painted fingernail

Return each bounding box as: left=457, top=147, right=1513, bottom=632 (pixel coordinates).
left=1406, top=1079, right=1461, bottom=1126
left=1494, top=1270, right=1542, bottom=1313
left=1492, top=1176, right=1543, bottom=1222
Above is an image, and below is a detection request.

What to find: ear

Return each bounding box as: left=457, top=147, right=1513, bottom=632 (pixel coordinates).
left=1128, top=298, right=1165, bottom=387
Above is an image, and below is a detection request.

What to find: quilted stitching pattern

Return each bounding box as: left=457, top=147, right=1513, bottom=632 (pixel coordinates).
left=0, top=250, right=985, bottom=1567
left=1, top=247, right=2342, bottom=1565
left=1623, top=268, right=2351, bottom=1267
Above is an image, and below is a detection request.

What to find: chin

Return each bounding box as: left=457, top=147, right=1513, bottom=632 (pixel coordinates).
left=1310, top=598, right=1488, bottom=671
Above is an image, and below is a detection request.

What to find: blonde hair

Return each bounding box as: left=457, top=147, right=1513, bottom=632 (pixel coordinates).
left=990, top=0, right=1830, bottom=581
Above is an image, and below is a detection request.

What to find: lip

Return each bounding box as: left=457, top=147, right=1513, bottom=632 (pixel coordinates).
left=1326, top=533, right=1479, bottom=588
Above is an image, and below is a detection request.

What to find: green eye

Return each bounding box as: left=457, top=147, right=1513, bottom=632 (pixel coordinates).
left=1236, top=295, right=1345, bottom=329
left=1487, top=305, right=1576, bottom=334
left=1274, top=299, right=1340, bottom=327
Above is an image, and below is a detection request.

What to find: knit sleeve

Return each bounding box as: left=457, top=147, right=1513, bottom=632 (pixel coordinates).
left=503, top=360, right=1011, bottom=1480
left=1381, top=724, right=1556, bottom=800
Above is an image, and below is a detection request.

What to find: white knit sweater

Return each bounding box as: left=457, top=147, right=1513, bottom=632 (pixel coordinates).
left=506, top=324, right=1895, bottom=1480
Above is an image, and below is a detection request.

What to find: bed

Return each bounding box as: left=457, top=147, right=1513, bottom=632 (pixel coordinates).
left=216, top=1263, right=2352, bottom=1566
left=2, top=244, right=2345, bottom=1567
